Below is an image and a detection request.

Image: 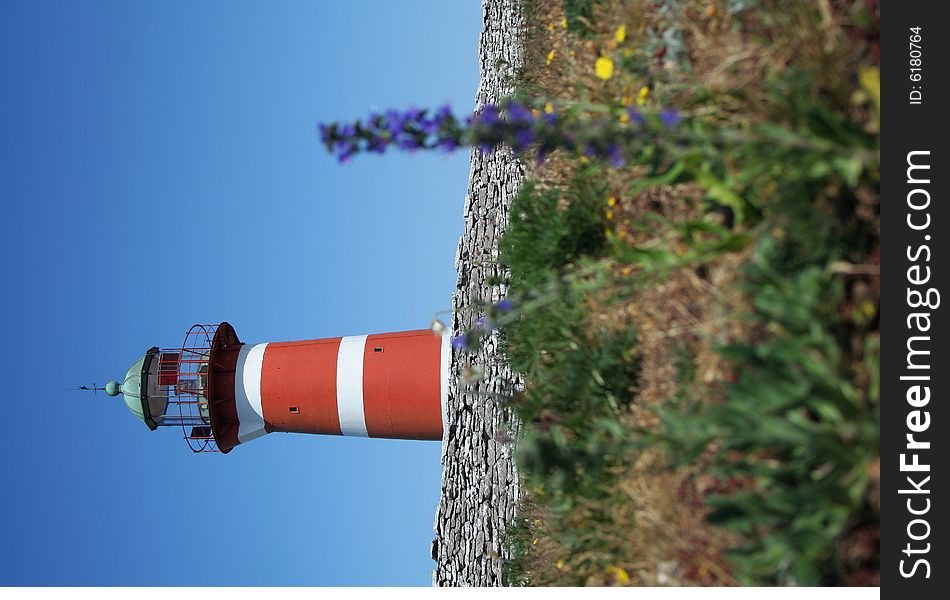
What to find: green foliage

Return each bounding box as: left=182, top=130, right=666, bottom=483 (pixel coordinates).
left=658, top=246, right=879, bottom=585
left=500, top=167, right=610, bottom=290
left=498, top=0, right=880, bottom=586
left=562, top=0, right=609, bottom=36
left=502, top=512, right=536, bottom=586
left=498, top=168, right=639, bottom=506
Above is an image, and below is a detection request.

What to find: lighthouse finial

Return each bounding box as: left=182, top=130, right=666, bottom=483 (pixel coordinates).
left=67, top=382, right=120, bottom=396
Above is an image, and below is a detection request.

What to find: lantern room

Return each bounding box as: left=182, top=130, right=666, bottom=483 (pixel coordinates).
left=106, top=324, right=220, bottom=452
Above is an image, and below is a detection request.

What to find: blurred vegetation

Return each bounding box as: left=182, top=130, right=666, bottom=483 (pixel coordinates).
left=490, top=0, right=880, bottom=587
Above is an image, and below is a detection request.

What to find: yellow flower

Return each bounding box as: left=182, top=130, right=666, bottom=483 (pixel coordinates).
left=580, top=155, right=590, bottom=164
left=606, top=210, right=614, bottom=220
left=619, top=111, right=630, bottom=124
left=621, top=266, right=632, bottom=276
left=859, top=66, right=881, bottom=114
left=547, top=23, right=555, bottom=32
left=595, top=56, right=614, bottom=80
left=561, top=18, right=568, bottom=29
left=546, top=50, right=555, bottom=65
left=607, top=196, right=616, bottom=206
left=556, top=560, right=566, bottom=570
left=637, top=86, right=649, bottom=106
left=544, top=102, right=554, bottom=114
left=569, top=49, right=576, bottom=58
left=608, top=565, right=631, bottom=585
left=615, top=25, right=626, bottom=43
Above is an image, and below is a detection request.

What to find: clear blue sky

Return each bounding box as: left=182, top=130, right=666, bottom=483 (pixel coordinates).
left=0, top=0, right=481, bottom=585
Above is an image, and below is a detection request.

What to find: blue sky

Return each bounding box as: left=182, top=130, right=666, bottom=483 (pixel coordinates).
left=0, top=0, right=481, bottom=585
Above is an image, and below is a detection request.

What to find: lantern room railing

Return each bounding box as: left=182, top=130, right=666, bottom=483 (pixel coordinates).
left=150, top=324, right=221, bottom=452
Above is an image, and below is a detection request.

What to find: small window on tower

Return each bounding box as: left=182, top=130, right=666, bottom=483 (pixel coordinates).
left=289, top=406, right=300, bottom=414
left=374, top=346, right=383, bottom=353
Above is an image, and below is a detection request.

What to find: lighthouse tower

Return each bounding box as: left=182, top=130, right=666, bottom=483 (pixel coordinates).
left=105, top=323, right=450, bottom=453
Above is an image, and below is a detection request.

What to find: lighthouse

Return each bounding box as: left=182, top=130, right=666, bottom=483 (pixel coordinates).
left=105, top=323, right=451, bottom=453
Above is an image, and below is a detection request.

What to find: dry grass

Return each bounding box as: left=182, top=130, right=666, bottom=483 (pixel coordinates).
left=506, top=0, right=879, bottom=587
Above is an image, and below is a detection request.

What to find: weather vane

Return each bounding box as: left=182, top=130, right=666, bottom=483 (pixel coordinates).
left=67, top=383, right=107, bottom=395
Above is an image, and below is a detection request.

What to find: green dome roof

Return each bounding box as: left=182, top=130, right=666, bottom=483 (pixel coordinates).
left=106, top=347, right=160, bottom=430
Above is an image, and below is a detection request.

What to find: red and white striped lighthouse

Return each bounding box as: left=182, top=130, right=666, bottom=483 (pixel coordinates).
left=105, top=323, right=450, bottom=453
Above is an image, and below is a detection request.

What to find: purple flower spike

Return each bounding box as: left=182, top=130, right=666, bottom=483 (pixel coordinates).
left=659, top=109, right=681, bottom=128
left=451, top=335, right=468, bottom=349
left=496, top=299, right=513, bottom=312
left=475, top=316, right=487, bottom=328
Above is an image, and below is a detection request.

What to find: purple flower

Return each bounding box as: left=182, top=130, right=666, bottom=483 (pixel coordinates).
left=333, top=140, right=357, bottom=163
left=438, top=136, right=460, bottom=152
left=542, top=111, right=559, bottom=125
left=475, top=104, right=500, bottom=126
left=626, top=108, right=645, bottom=125
left=607, top=144, right=625, bottom=167
left=507, top=102, right=533, bottom=124
left=435, top=104, right=453, bottom=123
left=659, top=109, right=681, bottom=128
left=318, top=123, right=333, bottom=144
left=495, top=299, right=513, bottom=312
left=402, top=107, right=423, bottom=123
left=420, top=118, right=440, bottom=135
left=385, top=109, right=404, bottom=134
left=451, top=335, right=468, bottom=349
left=396, top=136, right=420, bottom=151
left=475, top=316, right=487, bottom=328
left=513, top=128, right=534, bottom=151
left=366, top=136, right=387, bottom=154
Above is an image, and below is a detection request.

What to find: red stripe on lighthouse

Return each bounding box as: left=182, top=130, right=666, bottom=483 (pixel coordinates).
left=361, top=330, right=444, bottom=440
left=259, top=337, right=344, bottom=435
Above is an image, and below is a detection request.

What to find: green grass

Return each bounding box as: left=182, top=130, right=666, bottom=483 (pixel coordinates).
left=490, top=0, right=880, bottom=587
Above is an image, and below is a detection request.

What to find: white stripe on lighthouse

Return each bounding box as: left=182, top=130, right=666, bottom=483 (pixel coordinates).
left=440, top=331, right=450, bottom=439
left=336, top=334, right=369, bottom=437
left=235, top=342, right=269, bottom=444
